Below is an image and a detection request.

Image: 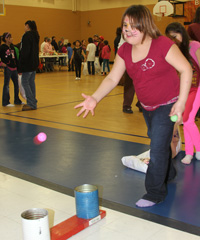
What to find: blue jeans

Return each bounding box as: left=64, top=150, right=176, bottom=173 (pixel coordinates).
left=2, top=67, right=21, bottom=106
left=142, top=103, right=176, bottom=203
left=87, top=61, right=95, bottom=75
left=103, top=59, right=110, bottom=72
left=21, top=71, right=37, bottom=109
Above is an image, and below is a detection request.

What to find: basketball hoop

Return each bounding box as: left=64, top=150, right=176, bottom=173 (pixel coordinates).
left=195, top=0, right=199, bottom=5
left=153, top=1, right=174, bottom=20
left=155, top=12, right=165, bottom=21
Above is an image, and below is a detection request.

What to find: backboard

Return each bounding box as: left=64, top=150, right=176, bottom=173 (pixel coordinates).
left=0, top=0, right=5, bottom=16
left=153, top=1, right=174, bottom=18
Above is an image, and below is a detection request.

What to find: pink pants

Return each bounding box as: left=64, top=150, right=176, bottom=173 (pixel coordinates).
left=182, top=87, right=200, bottom=155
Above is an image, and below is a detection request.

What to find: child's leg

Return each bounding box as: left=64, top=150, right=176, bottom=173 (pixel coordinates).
left=182, top=88, right=200, bottom=163
left=107, top=59, right=110, bottom=72
left=3, top=67, right=12, bottom=106
left=103, top=59, right=106, bottom=73
left=78, top=60, right=82, bottom=78
left=74, top=60, right=78, bottom=77
left=136, top=104, right=175, bottom=207
left=87, top=61, right=91, bottom=75
left=10, top=70, right=21, bottom=104
left=92, top=61, right=95, bottom=75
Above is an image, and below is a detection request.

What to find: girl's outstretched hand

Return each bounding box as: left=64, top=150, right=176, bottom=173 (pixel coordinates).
left=74, top=93, right=97, bottom=118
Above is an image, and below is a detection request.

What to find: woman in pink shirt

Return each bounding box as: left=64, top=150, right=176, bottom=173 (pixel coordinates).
left=43, top=38, right=53, bottom=54
left=75, top=5, right=192, bottom=207
left=101, top=40, right=111, bottom=76
left=43, top=38, right=54, bottom=71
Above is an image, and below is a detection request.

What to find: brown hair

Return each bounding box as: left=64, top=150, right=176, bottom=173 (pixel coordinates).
left=121, top=5, right=161, bottom=43
left=2, top=32, right=11, bottom=42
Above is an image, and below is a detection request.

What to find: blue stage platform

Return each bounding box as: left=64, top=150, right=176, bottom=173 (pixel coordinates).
left=0, top=119, right=200, bottom=236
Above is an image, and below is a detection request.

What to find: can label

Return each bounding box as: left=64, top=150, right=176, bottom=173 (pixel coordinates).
left=89, top=215, right=101, bottom=226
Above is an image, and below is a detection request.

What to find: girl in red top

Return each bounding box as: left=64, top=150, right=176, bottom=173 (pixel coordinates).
left=101, top=40, right=111, bottom=76
left=75, top=5, right=192, bottom=207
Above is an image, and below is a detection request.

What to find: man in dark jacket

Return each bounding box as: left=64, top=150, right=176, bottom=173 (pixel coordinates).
left=19, top=20, right=39, bottom=111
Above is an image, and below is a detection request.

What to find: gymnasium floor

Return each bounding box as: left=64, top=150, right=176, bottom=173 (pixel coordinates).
left=0, top=67, right=200, bottom=239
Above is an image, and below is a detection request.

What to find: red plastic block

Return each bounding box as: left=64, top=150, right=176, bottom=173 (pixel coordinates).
left=50, top=210, right=106, bottom=240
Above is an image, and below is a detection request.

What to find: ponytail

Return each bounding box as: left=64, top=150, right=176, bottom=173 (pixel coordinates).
left=25, top=20, right=39, bottom=38
left=104, top=40, right=111, bottom=52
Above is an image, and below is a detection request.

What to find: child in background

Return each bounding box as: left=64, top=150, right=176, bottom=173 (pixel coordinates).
left=70, top=40, right=86, bottom=80
left=67, top=43, right=74, bottom=71
left=61, top=44, right=67, bottom=53
left=101, top=40, right=111, bottom=76
left=61, top=44, right=68, bottom=66
left=86, top=37, right=96, bottom=75
left=0, top=32, right=22, bottom=106
left=98, top=36, right=105, bottom=68
left=81, top=39, right=87, bottom=54
left=166, top=22, right=200, bottom=164
left=75, top=5, right=192, bottom=208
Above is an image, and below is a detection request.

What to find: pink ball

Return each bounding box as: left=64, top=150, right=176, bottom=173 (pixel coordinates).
left=37, top=132, right=47, bottom=142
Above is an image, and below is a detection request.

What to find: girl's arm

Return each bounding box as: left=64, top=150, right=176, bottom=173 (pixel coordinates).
left=75, top=54, right=126, bottom=117
left=165, top=44, right=193, bottom=122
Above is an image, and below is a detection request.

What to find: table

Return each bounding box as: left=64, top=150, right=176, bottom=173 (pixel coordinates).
left=39, top=54, right=68, bottom=71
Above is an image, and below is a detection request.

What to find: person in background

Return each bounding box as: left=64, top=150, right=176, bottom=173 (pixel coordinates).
left=67, top=43, right=74, bottom=71
left=51, top=36, right=59, bottom=52
left=86, top=37, right=96, bottom=75
left=93, top=34, right=99, bottom=47
left=81, top=39, right=87, bottom=54
left=74, top=5, right=192, bottom=208
left=70, top=40, right=86, bottom=80
left=93, top=34, right=100, bottom=57
left=187, top=7, right=200, bottom=42
left=51, top=36, right=58, bottom=66
left=61, top=45, right=67, bottom=53
left=19, top=20, right=39, bottom=111
left=43, top=38, right=53, bottom=53
left=187, top=6, right=200, bottom=118
left=58, top=37, right=65, bottom=66
left=61, top=44, right=68, bottom=66
left=98, top=36, right=105, bottom=68
left=101, top=40, right=111, bottom=76
left=40, top=36, right=48, bottom=53
left=43, top=38, right=54, bottom=71
left=114, top=27, right=122, bottom=56
left=58, top=37, right=64, bottom=52
left=0, top=32, right=22, bottom=106
left=166, top=22, right=200, bottom=165
left=118, top=34, right=142, bottom=113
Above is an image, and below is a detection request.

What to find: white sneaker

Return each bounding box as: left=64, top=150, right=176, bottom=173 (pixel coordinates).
left=5, top=104, right=15, bottom=107
left=75, top=77, right=79, bottom=80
